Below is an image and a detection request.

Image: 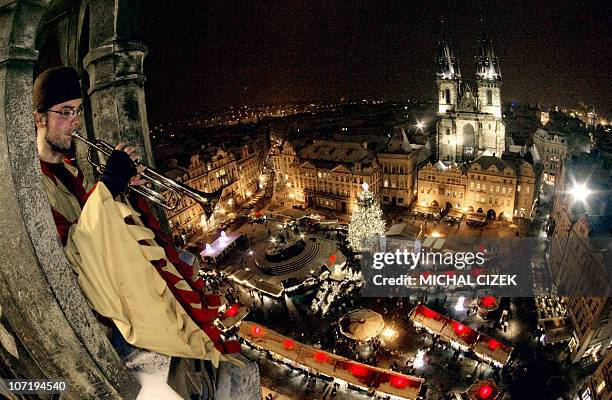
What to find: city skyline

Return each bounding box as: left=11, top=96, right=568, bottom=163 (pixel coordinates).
left=141, top=1, right=611, bottom=125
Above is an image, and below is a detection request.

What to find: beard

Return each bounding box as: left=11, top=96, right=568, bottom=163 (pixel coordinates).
left=45, top=129, right=73, bottom=154
left=46, top=138, right=69, bottom=153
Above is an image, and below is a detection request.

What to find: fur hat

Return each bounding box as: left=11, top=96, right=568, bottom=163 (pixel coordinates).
left=33, top=67, right=82, bottom=111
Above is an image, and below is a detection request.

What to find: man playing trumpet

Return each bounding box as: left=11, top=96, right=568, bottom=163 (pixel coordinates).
left=33, top=67, right=242, bottom=367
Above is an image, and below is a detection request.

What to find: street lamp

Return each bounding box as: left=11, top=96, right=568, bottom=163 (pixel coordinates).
left=381, top=327, right=398, bottom=339
left=569, top=183, right=591, bottom=203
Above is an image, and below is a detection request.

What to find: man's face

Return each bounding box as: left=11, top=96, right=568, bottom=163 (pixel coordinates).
left=42, top=99, right=82, bottom=152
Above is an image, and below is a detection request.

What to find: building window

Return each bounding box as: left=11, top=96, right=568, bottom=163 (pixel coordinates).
left=398, top=198, right=404, bottom=204
left=486, top=89, right=493, bottom=105
left=517, top=185, right=521, bottom=192
left=445, top=88, right=451, bottom=104
left=596, top=380, right=606, bottom=394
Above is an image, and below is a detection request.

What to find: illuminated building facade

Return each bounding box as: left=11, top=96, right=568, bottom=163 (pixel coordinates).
left=549, top=153, right=612, bottom=363
left=533, top=128, right=571, bottom=184
left=417, top=154, right=535, bottom=220
left=436, top=30, right=506, bottom=163
left=578, top=349, right=612, bottom=400
left=272, top=129, right=427, bottom=214
left=165, top=142, right=266, bottom=237
left=273, top=140, right=381, bottom=213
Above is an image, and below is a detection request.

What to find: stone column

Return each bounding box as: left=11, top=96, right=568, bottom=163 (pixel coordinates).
left=83, top=39, right=152, bottom=162
left=83, top=39, right=170, bottom=229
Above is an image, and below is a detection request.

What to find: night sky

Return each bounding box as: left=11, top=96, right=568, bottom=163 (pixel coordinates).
left=141, top=1, right=611, bottom=125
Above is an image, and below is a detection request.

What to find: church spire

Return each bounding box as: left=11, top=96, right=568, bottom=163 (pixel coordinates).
left=436, top=23, right=461, bottom=81
left=476, top=25, right=502, bottom=81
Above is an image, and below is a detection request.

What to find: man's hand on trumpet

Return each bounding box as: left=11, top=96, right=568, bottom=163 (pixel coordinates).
left=101, top=141, right=147, bottom=197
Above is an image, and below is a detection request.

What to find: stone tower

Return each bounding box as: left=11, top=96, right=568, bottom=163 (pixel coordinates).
left=435, top=31, right=461, bottom=114
left=475, top=30, right=502, bottom=118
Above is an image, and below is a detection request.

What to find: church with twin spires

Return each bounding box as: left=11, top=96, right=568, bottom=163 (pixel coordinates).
left=435, top=29, right=506, bottom=163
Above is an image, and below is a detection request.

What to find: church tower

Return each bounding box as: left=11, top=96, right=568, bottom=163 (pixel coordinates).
left=435, top=23, right=506, bottom=164
left=436, top=31, right=461, bottom=114
left=475, top=30, right=502, bottom=118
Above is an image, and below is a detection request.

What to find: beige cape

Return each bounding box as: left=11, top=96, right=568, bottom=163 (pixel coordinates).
left=65, top=183, right=236, bottom=367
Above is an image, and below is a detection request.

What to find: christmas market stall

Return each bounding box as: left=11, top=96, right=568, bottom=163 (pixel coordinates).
left=471, top=335, right=513, bottom=368
left=200, top=230, right=244, bottom=265
left=239, top=321, right=424, bottom=400
left=462, top=380, right=503, bottom=400
left=339, top=309, right=385, bottom=341
left=440, top=321, right=479, bottom=351
left=409, top=305, right=513, bottom=367
left=477, top=296, right=500, bottom=318
left=409, top=304, right=450, bottom=335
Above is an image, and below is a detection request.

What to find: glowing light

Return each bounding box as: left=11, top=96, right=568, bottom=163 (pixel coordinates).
left=271, top=237, right=277, bottom=243
left=488, top=339, right=501, bottom=351
left=350, top=364, right=369, bottom=377
left=329, top=254, right=337, bottom=263
left=314, top=351, right=329, bottom=363
left=381, top=327, right=398, bottom=339
left=414, top=350, right=425, bottom=368
left=283, top=339, right=295, bottom=350
left=390, top=375, right=409, bottom=389
left=362, top=182, right=369, bottom=191
left=299, top=233, right=305, bottom=239
left=421, top=306, right=437, bottom=319
left=246, top=191, right=252, bottom=197
left=224, top=304, right=239, bottom=317
left=432, top=231, right=441, bottom=238
left=251, top=325, right=263, bottom=336
left=454, top=296, right=465, bottom=312
left=570, top=183, right=591, bottom=203
left=205, top=243, right=212, bottom=252
left=478, top=384, right=493, bottom=399
left=480, top=295, right=497, bottom=308
left=248, top=250, right=253, bottom=255
left=453, top=322, right=467, bottom=335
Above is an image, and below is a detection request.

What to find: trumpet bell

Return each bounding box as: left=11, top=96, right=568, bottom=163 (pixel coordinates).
left=71, top=131, right=224, bottom=216
left=190, top=187, right=222, bottom=220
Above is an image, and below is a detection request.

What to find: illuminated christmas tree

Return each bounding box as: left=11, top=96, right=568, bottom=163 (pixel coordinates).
left=348, top=183, right=386, bottom=250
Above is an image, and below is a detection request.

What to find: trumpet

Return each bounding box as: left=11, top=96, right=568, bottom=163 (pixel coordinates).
left=71, top=131, right=221, bottom=218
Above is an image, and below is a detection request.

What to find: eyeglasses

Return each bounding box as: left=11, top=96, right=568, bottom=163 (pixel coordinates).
left=43, top=106, right=83, bottom=119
